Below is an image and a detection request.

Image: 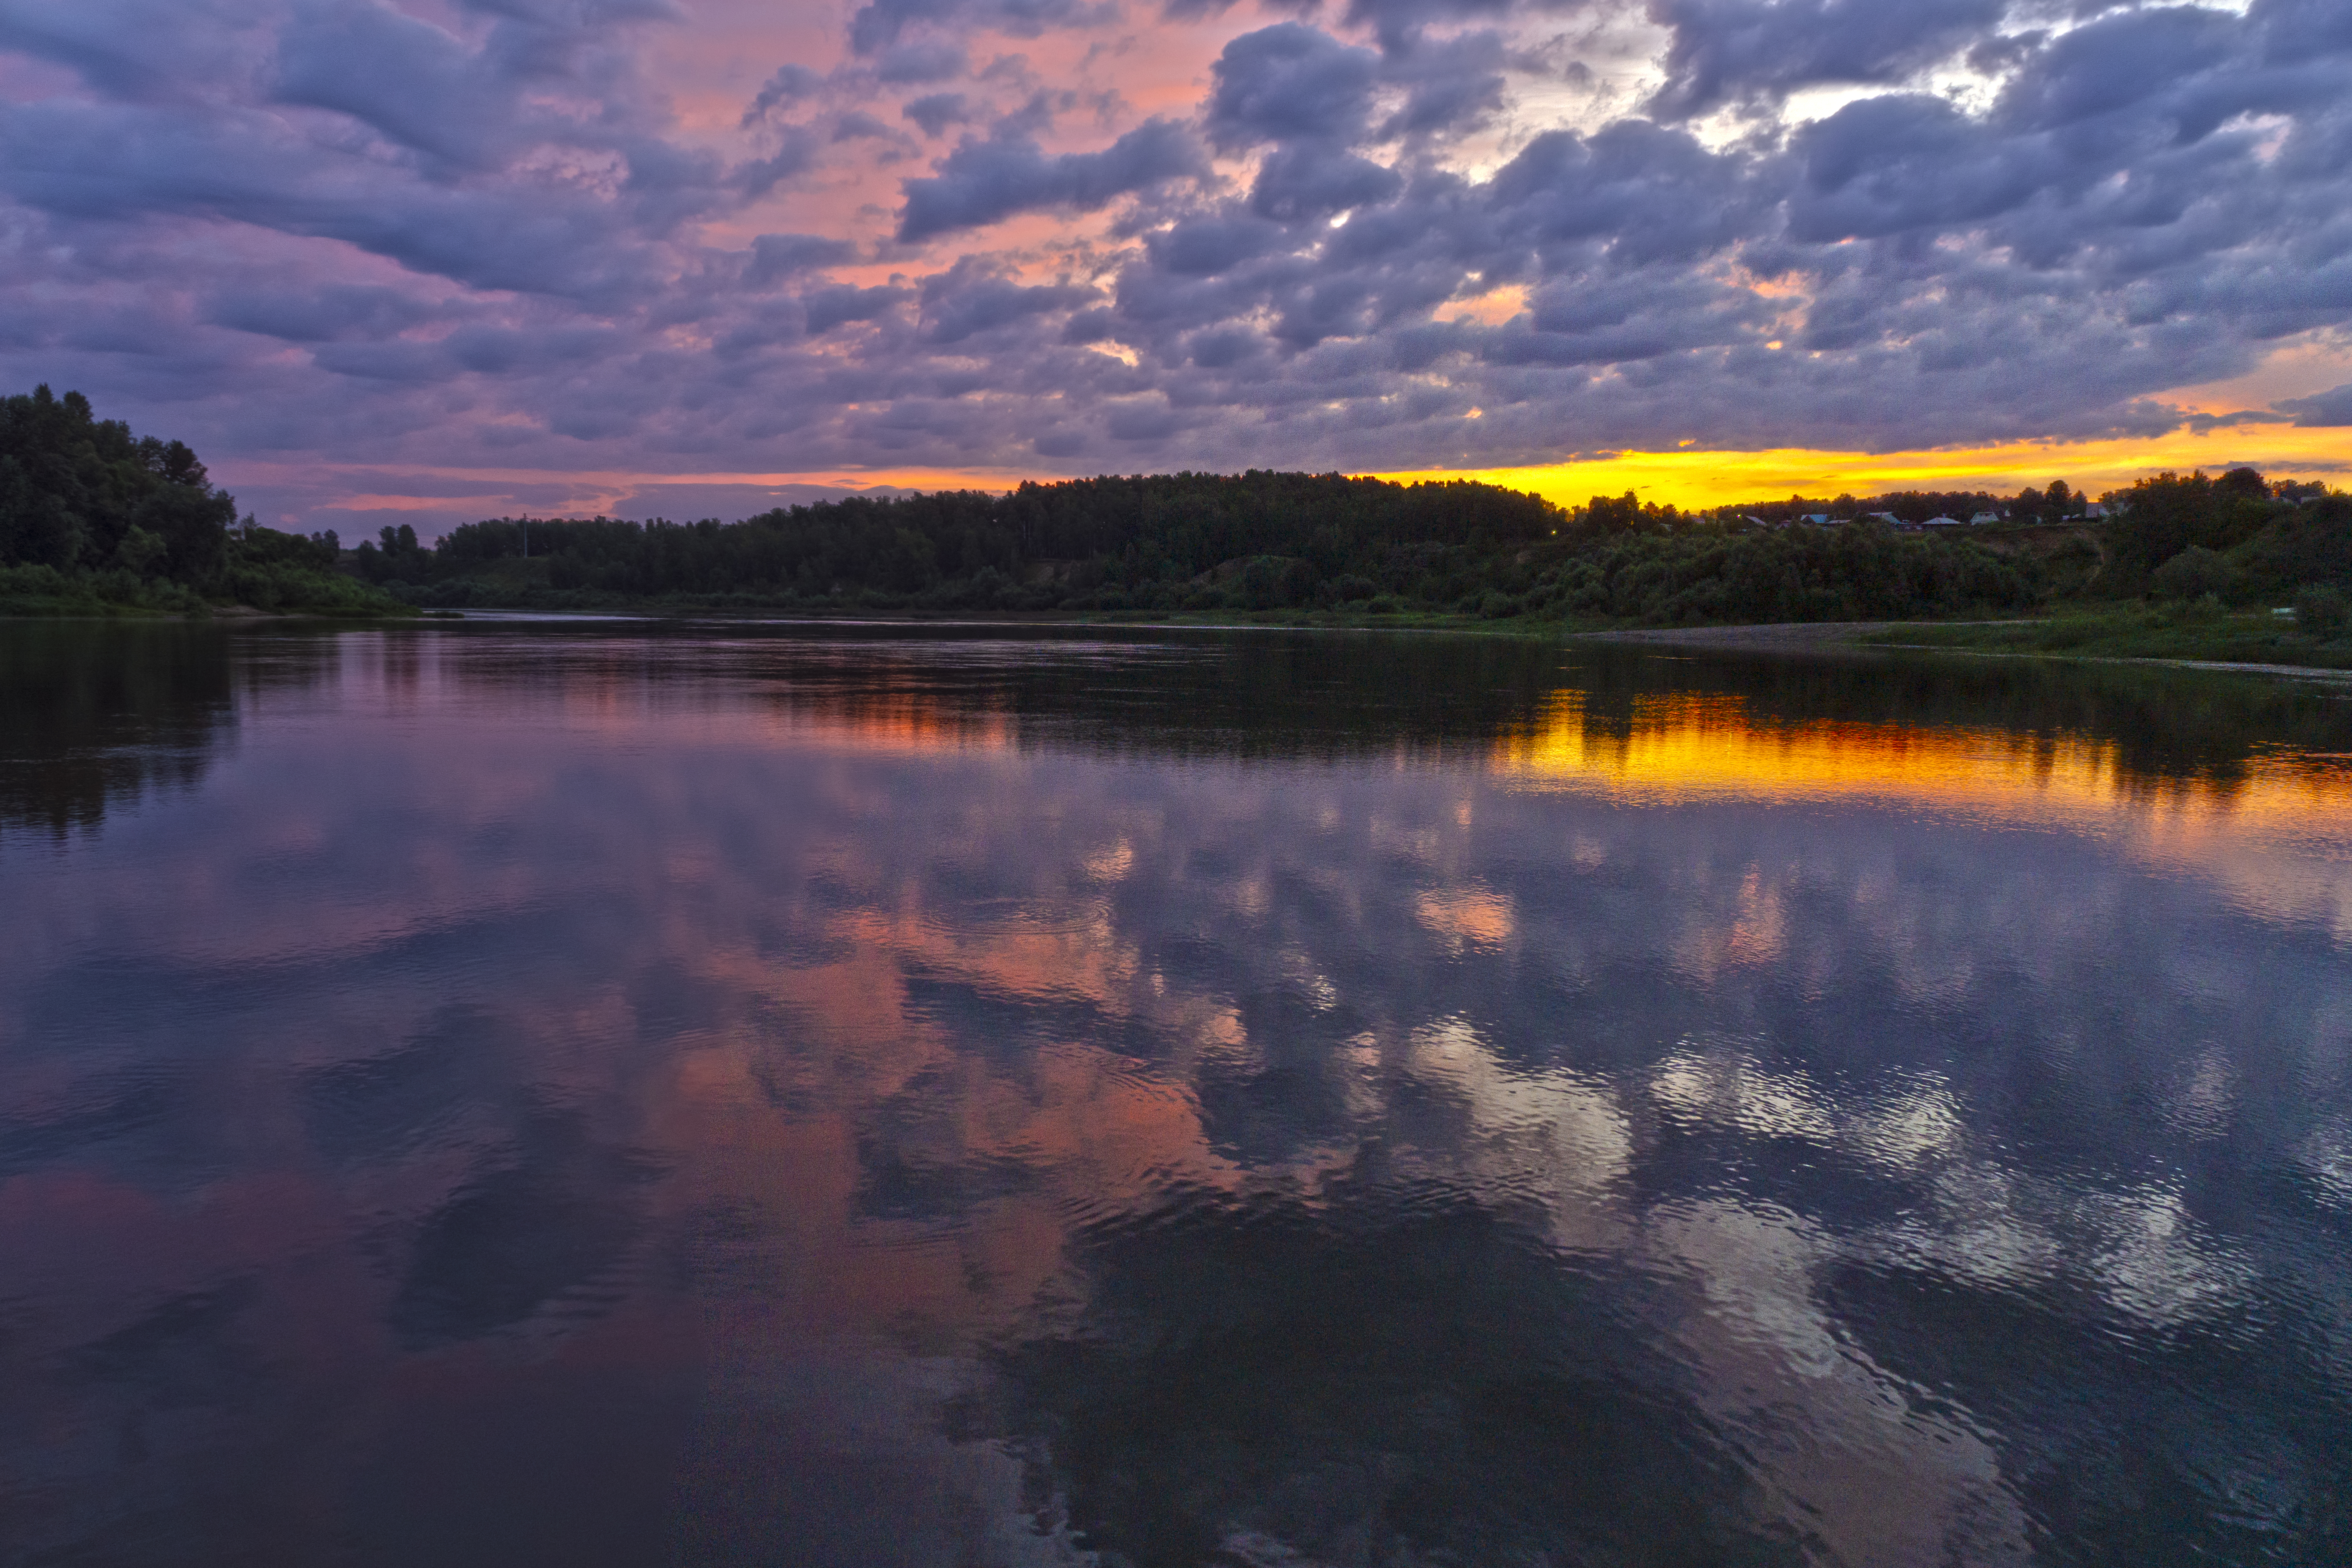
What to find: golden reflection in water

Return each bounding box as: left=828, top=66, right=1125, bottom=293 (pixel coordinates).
left=1496, top=691, right=2341, bottom=823
left=1493, top=690, right=2352, bottom=938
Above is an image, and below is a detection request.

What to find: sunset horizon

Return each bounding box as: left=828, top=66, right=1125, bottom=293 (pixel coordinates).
left=4, top=0, right=2346, bottom=538
left=201, top=415, right=2351, bottom=537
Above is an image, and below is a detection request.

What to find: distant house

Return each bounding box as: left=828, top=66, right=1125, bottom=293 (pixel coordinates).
left=2083, top=502, right=2114, bottom=519
left=1801, top=513, right=1831, bottom=526
left=1920, top=514, right=1965, bottom=527
left=1864, top=511, right=1899, bottom=524
left=1969, top=511, right=2000, bottom=525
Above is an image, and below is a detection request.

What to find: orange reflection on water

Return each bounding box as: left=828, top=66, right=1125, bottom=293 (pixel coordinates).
left=1495, top=692, right=2344, bottom=822
left=752, top=694, right=1014, bottom=758
left=1493, top=691, right=2352, bottom=936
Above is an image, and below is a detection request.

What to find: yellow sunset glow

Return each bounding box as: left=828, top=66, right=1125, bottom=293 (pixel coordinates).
left=1392, top=421, right=2352, bottom=511
left=237, top=419, right=2346, bottom=527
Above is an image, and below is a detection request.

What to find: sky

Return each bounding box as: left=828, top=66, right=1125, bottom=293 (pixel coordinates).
left=2, top=0, right=2349, bottom=536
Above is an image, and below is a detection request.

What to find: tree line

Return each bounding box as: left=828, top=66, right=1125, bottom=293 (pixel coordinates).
left=0, top=385, right=402, bottom=616
left=7, top=385, right=2344, bottom=628
left=360, top=472, right=2056, bottom=622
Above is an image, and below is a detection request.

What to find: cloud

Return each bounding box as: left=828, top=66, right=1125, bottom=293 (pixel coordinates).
left=802, top=283, right=908, bottom=334
left=0, top=0, right=263, bottom=103
left=876, top=38, right=969, bottom=83
left=1146, top=216, right=1285, bottom=277
left=896, top=119, right=1208, bottom=240
left=747, top=233, right=859, bottom=286
left=1207, top=23, right=1384, bottom=148
left=274, top=2, right=516, bottom=171
left=743, top=63, right=823, bottom=125
left=2276, top=382, right=2352, bottom=427
left=845, top=0, right=1112, bottom=55
left=1379, top=29, right=1509, bottom=138
left=204, top=284, right=438, bottom=343
left=1643, top=0, right=2006, bottom=120
left=4, top=0, right=2352, bottom=512
left=921, top=259, right=1096, bottom=342
left=903, top=92, right=975, bottom=136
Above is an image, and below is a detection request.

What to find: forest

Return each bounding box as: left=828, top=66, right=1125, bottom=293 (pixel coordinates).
left=6, top=385, right=2346, bottom=631
left=0, top=385, right=402, bottom=616
left=362, top=466, right=2346, bottom=628
left=359, top=472, right=2059, bottom=623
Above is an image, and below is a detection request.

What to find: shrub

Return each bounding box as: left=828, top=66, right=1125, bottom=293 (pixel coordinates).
left=2150, top=545, right=2236, bottom=601
left=2296, top=584, right=2350, bottom=638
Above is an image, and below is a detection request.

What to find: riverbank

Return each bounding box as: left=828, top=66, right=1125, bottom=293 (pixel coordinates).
left=1844, top=606, right=2352, bottom=673
left=0, top=563, right=416, bottom=620
left=1580, top=609, right=2352, bottom=678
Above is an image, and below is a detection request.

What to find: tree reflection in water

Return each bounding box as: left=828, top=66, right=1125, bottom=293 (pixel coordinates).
left=2, top=620, right=2348, bottom=1567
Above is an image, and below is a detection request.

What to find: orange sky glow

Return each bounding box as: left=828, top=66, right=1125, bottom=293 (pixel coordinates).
left=227, top=415, right=2347, bottom=526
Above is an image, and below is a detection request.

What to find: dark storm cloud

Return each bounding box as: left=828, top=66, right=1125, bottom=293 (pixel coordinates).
left=3, top=0, right=2350, bottom=510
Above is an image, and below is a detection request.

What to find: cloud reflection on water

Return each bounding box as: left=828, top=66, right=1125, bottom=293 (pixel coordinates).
left=2, top=624, right=2350, bottom=1565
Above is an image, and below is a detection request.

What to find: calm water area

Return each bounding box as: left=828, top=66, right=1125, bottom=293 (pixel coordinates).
left=4, top=619, right=2352, bottom=1568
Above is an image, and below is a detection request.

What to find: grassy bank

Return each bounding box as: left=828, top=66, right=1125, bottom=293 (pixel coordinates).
left=0, top=561, right=415, bottom=620
left=1849, top=603, right=2352, bottom=671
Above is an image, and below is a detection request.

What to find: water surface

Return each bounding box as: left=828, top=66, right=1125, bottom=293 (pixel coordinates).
left=4, top=620, right=2351, bottom=1567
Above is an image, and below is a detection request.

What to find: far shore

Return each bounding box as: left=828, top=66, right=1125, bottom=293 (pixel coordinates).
left=14, top=602, right=2351, bottom=682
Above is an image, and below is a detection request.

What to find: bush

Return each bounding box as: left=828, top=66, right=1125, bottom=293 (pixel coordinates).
left=2150, top=545, right=2236, bottom=601
left=2297, top=584, right=2350, bottom=638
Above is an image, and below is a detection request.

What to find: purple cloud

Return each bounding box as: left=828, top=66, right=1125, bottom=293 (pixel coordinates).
left=0, top=0, right=2348, bottom=534
left=896, top=119, right=1209, bottom=240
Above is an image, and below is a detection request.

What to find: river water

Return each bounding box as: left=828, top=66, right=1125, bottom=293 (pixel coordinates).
left=4, top=620, right=2350, bottom=1567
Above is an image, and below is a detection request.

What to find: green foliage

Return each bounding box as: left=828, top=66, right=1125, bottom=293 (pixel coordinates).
left=0, top=384, right=233, bottom=580
left=0, top=562, right=210, bottom=618
left=0, top=386, right=401, bottom=616
left=10, top=385, right=2338, bottom=637
left=389, top=477, right=2039, bottom=625
left=1532, top=519, right=2041, bottom=623
left=2297, top=584, right=2350, bottom=639
left=2226, top=495, right=2352, bottom=601
left=2103, top=470, right=2283, bottom=590
left=1861, top=604, right=2352, bottom=670
left=2149, top=545, right=2235, bottom=601
left=407, top=472, right=1562, bottom=606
